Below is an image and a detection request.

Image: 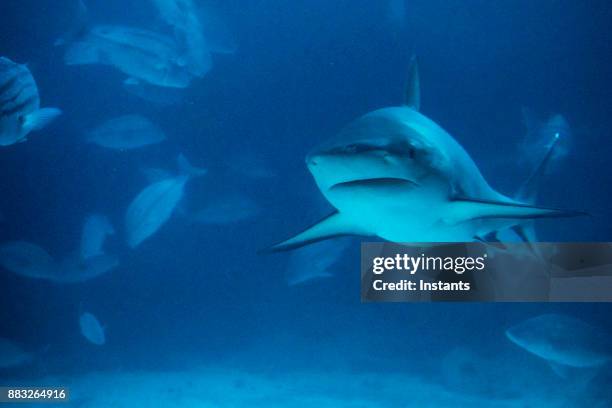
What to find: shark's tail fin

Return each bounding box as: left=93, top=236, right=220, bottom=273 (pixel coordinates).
left=177, top=154, right=207, bottom=178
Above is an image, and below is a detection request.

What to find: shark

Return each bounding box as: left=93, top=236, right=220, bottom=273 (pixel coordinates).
left=506, top=314, right=611, bottom=378
left=268, top=58, right=582, bottom=251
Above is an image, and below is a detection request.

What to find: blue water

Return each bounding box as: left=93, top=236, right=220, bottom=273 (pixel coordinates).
left=1, top=1, right=612, bottom=406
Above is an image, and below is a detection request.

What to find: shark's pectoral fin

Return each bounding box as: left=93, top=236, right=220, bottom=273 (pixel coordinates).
left=450, top=197, right=587, bottom=222
left=262, top=211, right=362, bottom=253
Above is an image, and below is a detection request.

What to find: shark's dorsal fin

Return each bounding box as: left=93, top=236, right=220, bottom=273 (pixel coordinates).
left=404, top=56, right=420, bottom=111
left=263, top=211, right=362, bottom=252
left=516, top=133, right=561, bottom=202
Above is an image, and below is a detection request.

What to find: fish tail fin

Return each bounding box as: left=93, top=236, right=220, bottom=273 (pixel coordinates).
left=177, top=154, right=207, bottom=178
left=22, top=108, right=62, bottom=134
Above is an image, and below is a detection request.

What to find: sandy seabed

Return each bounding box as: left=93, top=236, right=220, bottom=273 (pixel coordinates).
left=6, top=366, right=598, bottom=408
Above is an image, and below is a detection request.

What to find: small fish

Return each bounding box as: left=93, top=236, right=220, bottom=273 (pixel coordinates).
left=0, top=241, right=56, bottom=280
left=150, top=0, right=212, bottom=76
left=125, top=154, right=206, bottom=248
left=151, top=0, right=236, bottom=75
left=190, top=193, right=260, bottom=225
left=0, top=57, right=61, bottom=146
left=506, top=314, right=611, bottom=376
left=63, top=25, right=193, bottom=88
left=286, top=238, right=351, bottom=286
left=0, top=241, right=117, bottom=283
left=80, top=214, right=115, bottom=260
left=123, top=79, right=184, bottom=106
left=55, top=253, right=119, bottom=283
left=86, top=115, right=166, bottom=150
left=0, top=338, right=35, bottom=368
left=79, top=312, right=106, bottom=346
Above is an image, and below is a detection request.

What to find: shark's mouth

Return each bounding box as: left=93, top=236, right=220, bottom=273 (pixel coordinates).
left=330, top=177, right=419, bottom=190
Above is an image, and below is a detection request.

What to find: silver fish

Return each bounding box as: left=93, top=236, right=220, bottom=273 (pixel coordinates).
left=55, top=253, right=119, bottom=283
left=123, top=79, right=184, bottom=106
left=286, top=238, right=350, bottom=286
left=0, top=57, right=61, bottom=146
left=64, top=25, right=193, bottom=88
left=125, top=155, right=206, bottom=248
left=79, top=312, right=105, bottom=346
left=0, top=241, right=56, bottom=279
left=151, top=0, right=236, bottom=76
left=86, top=115, right=166, bottom=150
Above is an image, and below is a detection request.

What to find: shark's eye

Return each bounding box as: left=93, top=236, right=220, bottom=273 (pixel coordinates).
left=408, top=147, right=416, bottom=159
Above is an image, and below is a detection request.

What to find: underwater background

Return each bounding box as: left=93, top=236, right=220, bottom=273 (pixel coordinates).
left=1, top=0, right=611, bottom=406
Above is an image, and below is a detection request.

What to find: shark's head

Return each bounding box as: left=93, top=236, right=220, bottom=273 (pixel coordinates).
left=306, top=107, right=448, bottom=196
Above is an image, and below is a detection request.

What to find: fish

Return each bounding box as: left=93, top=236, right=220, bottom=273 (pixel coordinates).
left=55, top=253, right=119, bottom=283
left=0, top=338, right=35, bottom=368
left=266, top=58, right=583, bottom=251
left=80, top=214, right=115, bottom=260
left=151, top=0, right=236, bottom=74
left=150, top=0, right=212, bottom=77
left=0, top=241, right=56, bottom=280
left=286, top=238, right=351, bottom=286
left=79, top=312, right=106, bottom=346
left=520, top=108, right=572, bottom=172
left=190, top=193, right=260, bottom=225
left=0, top=57, right=61, bottom=146
left=125, top=154, right=207, bottom=248
left=506, top=314, right=611, bottom=377
left=0, top=240, right=117, bottom=283
left=86, top=115, right=166, bottom=150
left=123, top=79, right=184, bottom=106
left=63, top=25, right=193, bottom=88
